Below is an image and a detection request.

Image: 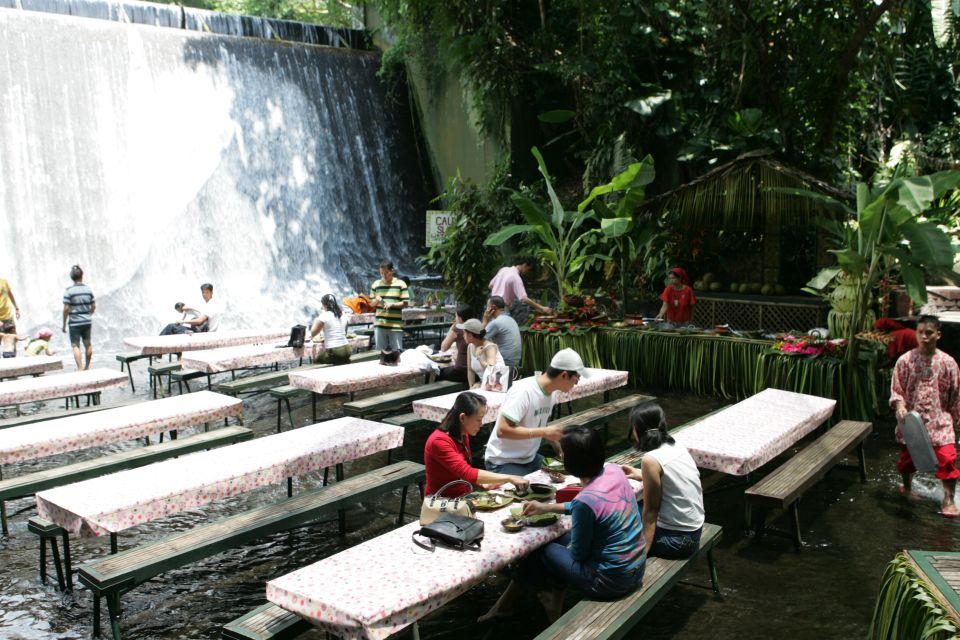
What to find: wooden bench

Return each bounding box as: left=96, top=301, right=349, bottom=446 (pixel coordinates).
left=383, top=412, right=434, bottom=429
left=549, top=393, right=656, bottom=440
left=169, top=368, right=211, bottom=393
left=533, top=523, right=723, bottom=640
left=403, top=321, right=450, bottom=347
left=342, top=380, right=467, bottom=418
left=744, top=419, right=872, bottom=550
left=78, top=461, right=426, bottom=640
left=115, top=353, right=154, bottom=393
left=222, top=602, right=312, bottom=640
left=216, top=365, right=323, bottom=397
left=4, top=426, right=253, bottom=538
left=147, top=361, right=181, bottom=399
left=269, top=385, right=308, bottom=433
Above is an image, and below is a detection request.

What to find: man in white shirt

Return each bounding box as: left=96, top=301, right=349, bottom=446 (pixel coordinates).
left=484, top=348, right=588, bottom=475
left=183, top=283, right=222, bottom=332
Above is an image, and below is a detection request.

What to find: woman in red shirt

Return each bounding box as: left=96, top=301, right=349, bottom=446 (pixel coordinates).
left=655, top=267, right=696, bottom=324
left=424, top=392, right=530, bottom=497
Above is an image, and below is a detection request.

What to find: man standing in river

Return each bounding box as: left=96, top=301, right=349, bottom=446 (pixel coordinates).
left=890, top=314, right=960, bottom=517
left=62, top=264, right=96, bottom=370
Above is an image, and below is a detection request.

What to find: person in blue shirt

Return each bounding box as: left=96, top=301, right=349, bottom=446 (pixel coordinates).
left=480, top=426, right=646, bottom=623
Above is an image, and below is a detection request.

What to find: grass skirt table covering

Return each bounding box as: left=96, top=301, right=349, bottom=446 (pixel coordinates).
left=123, top=328, right=290, bottom=356
left=265, top=469, right=642, bottom=640
left=35, top=417, right=404, bottom=537
left=0, top=368, right=127, bottom=406
left=288, top=361, right=424, bottom=395
left=0, top=355, right=64, bottom=379
left=0, top=390, right=241, bottom=466
left=523, top=327, right=878, bottom=421
left=869, top=551, right=960, bottom=640
left=180, top=336, right=370, bottom=374
left=411, top=368, right=629, bottom=424
left=671, top=387, right=836, bottom=475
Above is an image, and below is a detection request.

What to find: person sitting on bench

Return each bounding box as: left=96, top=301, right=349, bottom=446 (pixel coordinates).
left=423, top=391, right=530, bottom=497
left=159, top=302, right=201, bottom=335
left=309, top=294, right=352, bottom=365
left=620, top=403, right=705, bottom=558
left=480, top=427, right=646, bottom=623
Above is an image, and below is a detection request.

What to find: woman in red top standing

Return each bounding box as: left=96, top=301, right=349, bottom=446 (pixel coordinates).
left=655, top=267, right=696, bottom=324
left=423, top=392, right=530, bottom=497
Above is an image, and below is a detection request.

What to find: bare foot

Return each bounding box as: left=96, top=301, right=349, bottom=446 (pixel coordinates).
left=477, top=608, right=511, bottom=623
left=938, top=504, right=960, bottom=517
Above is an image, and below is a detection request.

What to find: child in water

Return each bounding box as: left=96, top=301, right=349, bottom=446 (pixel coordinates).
left=0, top=331, right=27, bottom=358
left=24, top=330, right=56, bottom=356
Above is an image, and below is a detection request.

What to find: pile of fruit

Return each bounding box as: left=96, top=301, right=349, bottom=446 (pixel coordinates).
left=691, top=272, right=787, bottom=296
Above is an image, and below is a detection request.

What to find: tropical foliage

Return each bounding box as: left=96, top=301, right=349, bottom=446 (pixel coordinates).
left=868, top=553, right=959, bottom=640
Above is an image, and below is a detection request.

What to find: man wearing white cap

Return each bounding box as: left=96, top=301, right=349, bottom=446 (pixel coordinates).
left=484, top=348, right=589, bottom=475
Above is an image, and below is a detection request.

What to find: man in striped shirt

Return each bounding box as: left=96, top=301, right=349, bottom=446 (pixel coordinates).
left=370, top=260, right=409, bottom=351
left=62, top=264, right=96, bottom=370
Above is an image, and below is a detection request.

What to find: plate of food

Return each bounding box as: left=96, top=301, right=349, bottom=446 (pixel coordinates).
left=509, top=507, right=560, bottom=527
left=468, top=491, right=514, bottom=511
left=506, top=483, right=556, bottom=502
left=429, top=353, right=453, bottom=363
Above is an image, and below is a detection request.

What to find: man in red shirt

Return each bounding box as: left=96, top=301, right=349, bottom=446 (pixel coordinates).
left=654, top=267, right=696, bottom=324
left=890, top=315, right=960, bottom=517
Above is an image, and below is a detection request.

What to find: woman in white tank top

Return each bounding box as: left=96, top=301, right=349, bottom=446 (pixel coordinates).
left=620, top=403, right=704, bottom=559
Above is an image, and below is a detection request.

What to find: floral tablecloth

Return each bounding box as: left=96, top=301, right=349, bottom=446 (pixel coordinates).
left=35, top=417, right=404, bottom=537
left=672, top=387, right=837, bottom=475
left=181, top=336, right=371, bottom=373
left=288, top=361, right=424, bottom=395
left=123, top=329, right=291, bottom=356
left=266, top=469, right=641, bottom=640
left=0, top=356, right=64, bottom=379
left=0, top=390, right=242, bottom=466
left=0, top=368, right=128, bottom=407
left=411, top=368, right=629, bottom=424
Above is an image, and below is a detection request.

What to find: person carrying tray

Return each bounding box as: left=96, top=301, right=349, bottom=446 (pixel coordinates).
left=890, top=314, right=960, bottom=517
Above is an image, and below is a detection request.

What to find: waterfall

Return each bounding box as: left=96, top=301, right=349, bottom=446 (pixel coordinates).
left=0, top=6, right=433, bottom=354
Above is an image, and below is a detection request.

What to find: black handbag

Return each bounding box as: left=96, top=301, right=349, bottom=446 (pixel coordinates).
left=287, top=324, right=307, bottom=348
left=412, top=512, right=484, bottom=552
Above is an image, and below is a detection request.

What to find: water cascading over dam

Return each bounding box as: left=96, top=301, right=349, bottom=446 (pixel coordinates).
left=0, top=4, right=433, bottom=353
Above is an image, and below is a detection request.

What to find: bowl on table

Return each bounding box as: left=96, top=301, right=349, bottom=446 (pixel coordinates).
left=501, top=517, right=525, bottom=533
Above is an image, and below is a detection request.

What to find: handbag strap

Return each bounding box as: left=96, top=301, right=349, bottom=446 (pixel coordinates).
left=434, top=479, right=473, bottom=498
left=411, top=531, right=435, bottom=552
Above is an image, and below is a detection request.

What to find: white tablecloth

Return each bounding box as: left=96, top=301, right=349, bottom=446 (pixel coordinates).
left=36, top=417, right=404, bottom=537
left=266, top=469, right=641, bottom=640
left=0, top=368, right=127, bottom=406
left=673, top=387, right=837, bottom=475
left=123, top=329, right=290, bottom=356
left=288, top=361, right=424, bottom=395
left=0, top=391, right=241, bottom=465
left=0, top=355, right=64, bottom=379
left=181, top=336, right=370, bottom=373
left=412, top=368, right=630, bottom=423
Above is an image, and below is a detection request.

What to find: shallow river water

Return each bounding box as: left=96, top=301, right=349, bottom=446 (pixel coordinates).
left=0, top=354, right=956, bottom=640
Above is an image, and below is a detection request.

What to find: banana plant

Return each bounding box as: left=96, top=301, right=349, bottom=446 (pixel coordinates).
left=774, top=166, right=960, bottom=374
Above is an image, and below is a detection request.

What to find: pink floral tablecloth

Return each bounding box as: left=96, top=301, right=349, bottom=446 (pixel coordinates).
left=345, top=307, right=452, bottom=326
left=0, top=390, right=242, bottom=466
left=288, top=361, right=424, bottom=395
left=0, top=356, right=64, bottom=379
left=266, top=469, right=641, bottom=640
left=412, top=368, right=630, bottom=424
left=181, top=336, right=371, bottom=373
left=123, top=329, right=290, bottom=356
left=0, top=368, right=128, bottom=407
left=673, top=387, right=837, bottom=475
left=35, top=417, right=404, bottom=537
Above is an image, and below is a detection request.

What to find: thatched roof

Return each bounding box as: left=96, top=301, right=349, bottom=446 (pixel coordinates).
left=638, top=151, right=853, bottom=228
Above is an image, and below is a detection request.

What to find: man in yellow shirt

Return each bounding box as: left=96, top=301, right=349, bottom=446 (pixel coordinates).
left=0, top=277, right=20, bottom=334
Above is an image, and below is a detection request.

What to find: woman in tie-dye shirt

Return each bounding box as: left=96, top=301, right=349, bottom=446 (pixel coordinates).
left=480, top=427, right=645, bottom=623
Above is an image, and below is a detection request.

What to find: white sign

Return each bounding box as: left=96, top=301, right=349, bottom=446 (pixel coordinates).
left=426, top=210, right=453, bottom=247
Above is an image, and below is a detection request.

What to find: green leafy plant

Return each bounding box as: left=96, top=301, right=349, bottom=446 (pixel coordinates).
left=868, top=553, right=959, bottom=640
left=778, top=167, right=960, bottom=375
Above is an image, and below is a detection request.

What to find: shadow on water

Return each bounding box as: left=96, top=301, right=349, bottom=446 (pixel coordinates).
left=1, top=364, right=957, bottom=639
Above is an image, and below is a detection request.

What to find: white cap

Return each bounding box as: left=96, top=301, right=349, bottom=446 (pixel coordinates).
left=549, top=348, right=590, bottom=377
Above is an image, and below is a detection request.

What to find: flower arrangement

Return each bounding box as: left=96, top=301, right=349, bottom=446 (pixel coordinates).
left=527, top=321, right=598, bottom=336
left=772, top=334, right=847, bottom=358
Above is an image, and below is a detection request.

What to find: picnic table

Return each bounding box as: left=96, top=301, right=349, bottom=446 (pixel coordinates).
left=0, top=368, right=127, bottom=409
left=180, top=336, right=371, bottom=374
left=123, top=328, right=290, bottom=356
left=0, top=390, right=242, bottom=467
left=35, top=416, right=404, bottom=538
left=288, top=360, right=425, bottom=396
left=411, top=368, right=630, bottom=424
left=0, top=356, right=64, bottom=380
left=671, top=387, right=837, bottom=476
left=265, top=468, right=641, bottom=640
left=345, top=307, right=452, bottom=326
